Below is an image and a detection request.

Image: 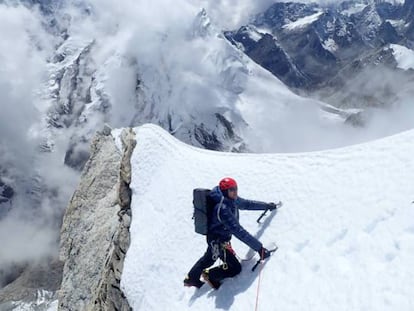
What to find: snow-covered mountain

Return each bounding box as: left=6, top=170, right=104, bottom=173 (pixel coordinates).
left=0, top=0, right=365, bottom=276
left=40, top=4, right=355, bottom=159
left=0, top=1, right=347, bottom=307
left=55, top=123, right=414, bottom=310
left=225, top=0, right=414, bottom=110
left=121, top=124, right=414, bottom=310
left=2, top=0, right=414, bottom=309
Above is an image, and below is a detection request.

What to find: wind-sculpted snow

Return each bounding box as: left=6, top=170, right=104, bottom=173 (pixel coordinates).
left=121, top=124, right=414, bottom=311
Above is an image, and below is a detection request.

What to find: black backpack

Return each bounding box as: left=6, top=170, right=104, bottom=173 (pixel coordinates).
left=192, top=188, right=217, bottom=235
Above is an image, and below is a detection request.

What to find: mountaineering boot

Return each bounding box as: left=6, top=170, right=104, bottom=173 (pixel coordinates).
left=202, top=269, right=221, bottom=289
left=183, top=275, right=204, bottom=288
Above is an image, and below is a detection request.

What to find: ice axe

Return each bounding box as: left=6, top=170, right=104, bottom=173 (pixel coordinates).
left=251, top=246, right=278, bottom=271
left=256, top=201, right=282, bottom=223
left=256, top=210, right=269, bottom=224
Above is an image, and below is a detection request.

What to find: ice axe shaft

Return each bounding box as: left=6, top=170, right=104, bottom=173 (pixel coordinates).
left=252, top=246, right=278, bottom=271
left=251, top=259, right=262, bottom=272
left=256, top=209, right=269, bottom=223
left=257, top=201, right=283, bottom=223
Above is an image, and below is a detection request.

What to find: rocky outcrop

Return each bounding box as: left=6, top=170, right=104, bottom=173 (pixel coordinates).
left=0, top=260, right=63, bottom=310
left=58, top=126, right=135, bottom=311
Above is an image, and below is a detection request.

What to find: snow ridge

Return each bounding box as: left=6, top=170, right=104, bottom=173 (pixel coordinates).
left=121, top=124, right=414, bottom=311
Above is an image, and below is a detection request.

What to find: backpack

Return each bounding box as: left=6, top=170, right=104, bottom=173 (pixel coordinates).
left=192, top=188, right=215, bottom=235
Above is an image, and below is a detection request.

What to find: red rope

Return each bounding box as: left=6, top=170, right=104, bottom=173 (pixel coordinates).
left=254, top=249, right=264, bottom=311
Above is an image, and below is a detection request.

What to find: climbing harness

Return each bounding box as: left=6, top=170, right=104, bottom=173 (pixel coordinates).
left=210, top=241, right=236, bottom=271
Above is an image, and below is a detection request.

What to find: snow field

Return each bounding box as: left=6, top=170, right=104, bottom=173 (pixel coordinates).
left=389, top=44, right=414, bottom=70
left=282, top=12, right=323, bottom=31
left=121, top=124, right=414, bottom=311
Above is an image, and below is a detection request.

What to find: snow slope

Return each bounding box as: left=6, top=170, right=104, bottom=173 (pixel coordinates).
left=7, top=290, right=57, bottom=311
left=389, top=44, right=414, bottom=70
left=282, top=11, right=323, bottom=31
left=342, top=3, right=368, bottom=16
left=121, top=124, right=414, bottom=311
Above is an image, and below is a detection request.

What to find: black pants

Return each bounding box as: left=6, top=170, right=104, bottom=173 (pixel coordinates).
left=188, top=240, right=242, bottom=282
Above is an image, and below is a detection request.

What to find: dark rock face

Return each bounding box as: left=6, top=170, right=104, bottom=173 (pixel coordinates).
left=254, top=2, right=320, bottom=30
left=192, top=113, right=247, bottom=152
left=345, top=111, right=367, bottom=127
left=194, top=125, right=224, bottom=150
left=64, top=140, right=91, bottom=171
left=378, top=21, right=402, bottom=44
left=405, top=0, right=414, bottom=41
left=225, top=30, right=309, bottom=88
left=226, top=0, right=414, bottom=92
left=225, top=0, right=414, bottom=112
left=58, top=128, right=134, bottom=311
left=227, top=8, right=341, bottom=89
left=376, top=2, right=402, bottom=20
left=0, top=179, right=14, bottom=219
left=403, top=0, right=414, bottom=20
left=0, top=264, right=25, bottom=289
left=0, top=180, right=14, bottom=204
left=0, top=260, right=63, bottom=310
left=280, top=26, right=337, bottom=86
left=47, top=42, right=95, bottom=131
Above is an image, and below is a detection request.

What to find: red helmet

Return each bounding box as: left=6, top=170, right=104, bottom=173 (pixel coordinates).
left=219, top=177, right=237, bottom=191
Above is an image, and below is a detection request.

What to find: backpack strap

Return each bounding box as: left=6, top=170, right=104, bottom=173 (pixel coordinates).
left=216, top=196, right=225, bottom=223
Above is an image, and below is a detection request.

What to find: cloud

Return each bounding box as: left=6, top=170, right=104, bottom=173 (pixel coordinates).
left=197, top=0, right=342, bottom=29
left=0, top=3, right=78, bottom=283
left=58, top=0, right=414, bottom=152
left=0, top=4, right=47, bottom=164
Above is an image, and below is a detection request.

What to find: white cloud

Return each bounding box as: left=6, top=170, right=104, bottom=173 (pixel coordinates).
left=56, top=0, right=414, bottom=150
left=0, top=5, right=49, bottom=157
left=0, top=3, right=72, bottom=276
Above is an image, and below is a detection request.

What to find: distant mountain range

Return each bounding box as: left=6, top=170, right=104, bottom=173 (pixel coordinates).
left=225, top=0, right=414, bottom=109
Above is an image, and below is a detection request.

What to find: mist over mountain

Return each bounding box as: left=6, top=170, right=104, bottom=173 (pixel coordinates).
left=226, top=0, right=414, bottom=114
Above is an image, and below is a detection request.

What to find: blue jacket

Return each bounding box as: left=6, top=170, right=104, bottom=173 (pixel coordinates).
left=207, top=186, right=270, bottom=251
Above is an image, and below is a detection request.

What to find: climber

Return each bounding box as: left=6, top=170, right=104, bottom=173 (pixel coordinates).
left=184, top=177, right=278, bottom=289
